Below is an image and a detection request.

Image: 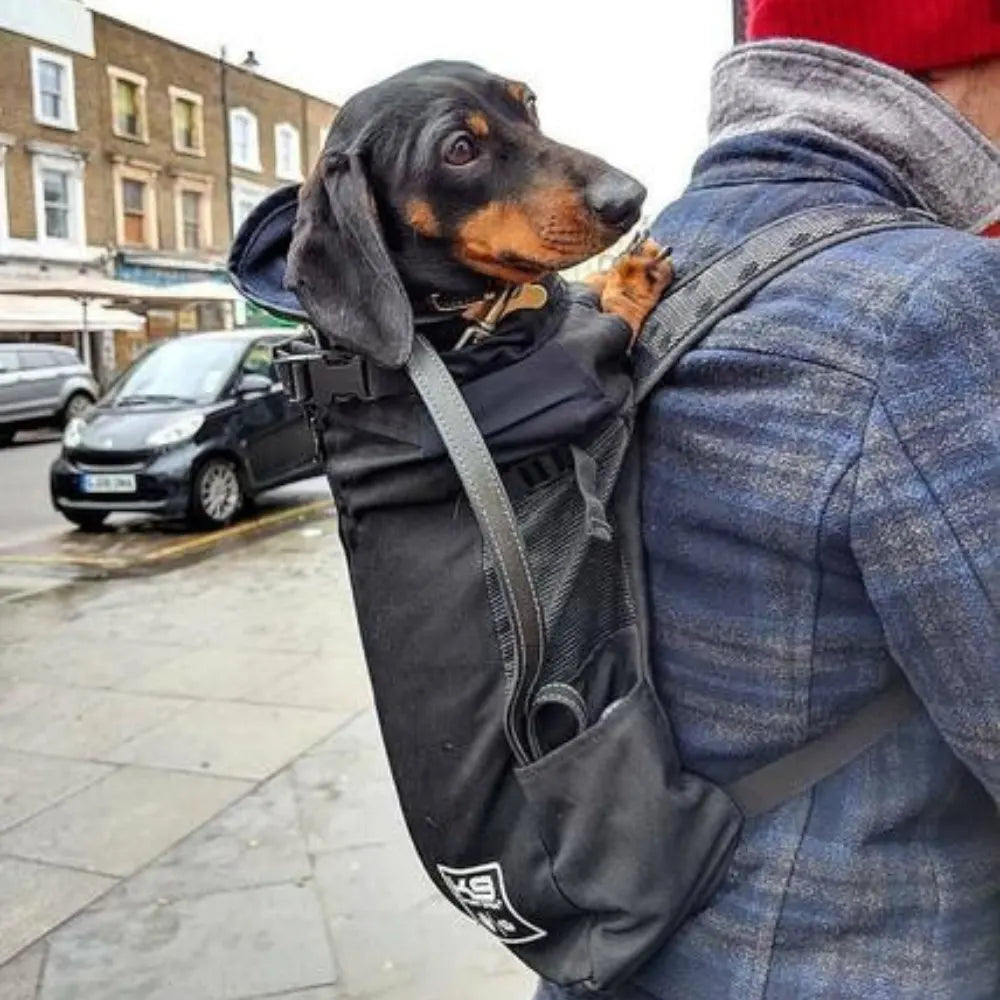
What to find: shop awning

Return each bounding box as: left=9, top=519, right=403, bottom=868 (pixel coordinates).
left=0, top=295, right=144, bottom=333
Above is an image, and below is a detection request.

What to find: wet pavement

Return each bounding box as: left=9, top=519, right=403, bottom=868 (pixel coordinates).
left=0, top=519, right=534, bottom=998
left=0, top=432, right=334, bottom=600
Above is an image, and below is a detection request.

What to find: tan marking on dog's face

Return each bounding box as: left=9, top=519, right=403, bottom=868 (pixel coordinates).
left=506, top=81, right=528, bottom=104
left=406, top=199, right=441, bottom=238
left=453, top=185, right=622, bottom=282
left=466, top=111, right=490, bottom=137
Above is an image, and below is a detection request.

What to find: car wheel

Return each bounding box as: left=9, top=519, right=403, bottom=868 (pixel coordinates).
left=190, top=457, right=244, bottom=529
left=63, top=391, right=94, bottom=425
left=62, top=510, right=108, bottom=532
left=0, top=428, right=14, bottom=447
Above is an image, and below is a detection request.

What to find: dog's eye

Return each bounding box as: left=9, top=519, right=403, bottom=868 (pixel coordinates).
left=444, top=133, right=478, bottom=167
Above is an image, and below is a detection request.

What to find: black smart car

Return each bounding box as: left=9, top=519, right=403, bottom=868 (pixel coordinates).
left=50, top=329, right=321, bottom=530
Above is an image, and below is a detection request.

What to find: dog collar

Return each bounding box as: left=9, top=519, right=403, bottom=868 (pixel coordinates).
left=454, top=283, right=550, bottom=349
left=416, top=282, right=550, bottom=347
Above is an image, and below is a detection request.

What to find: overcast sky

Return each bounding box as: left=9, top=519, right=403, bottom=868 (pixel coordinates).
left=86, top=1, right=734, bottom=216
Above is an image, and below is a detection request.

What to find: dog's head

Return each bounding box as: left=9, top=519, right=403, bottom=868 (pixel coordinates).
left=230, top=62, right=646, bottom=367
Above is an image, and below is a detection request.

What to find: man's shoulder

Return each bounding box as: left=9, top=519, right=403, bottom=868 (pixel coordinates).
left=865, top=225, right=1000, bottom=364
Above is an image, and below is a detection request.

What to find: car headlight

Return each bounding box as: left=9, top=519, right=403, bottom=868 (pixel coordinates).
left=63, top=417, right=85, bottom=449
left=146, top=412, right=204, bottom=448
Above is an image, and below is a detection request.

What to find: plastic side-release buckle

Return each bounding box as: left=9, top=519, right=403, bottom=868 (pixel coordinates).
left=273, top=339, right=374, bottom=407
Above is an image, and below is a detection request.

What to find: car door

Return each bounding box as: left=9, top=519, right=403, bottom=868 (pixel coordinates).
left=0, top=347, right=28, bottom=423
left=16, top=348, right=62, bottom=420
left=236, top=339, right=314, bottom=487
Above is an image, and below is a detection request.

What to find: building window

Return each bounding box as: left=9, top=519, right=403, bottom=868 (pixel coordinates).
left=42, top=170, right=71, bottom=239
left=173, top=175, right=213, bottom=252
left=31, top=151, right=86, bottom=246
left=121, top=178, right=146, bottom=245
left=170, top=87, right=204, bottom=155
left=108, top=67, right=148, bottom=142
left=231, top=178, right=270, bottom=234
left=274, top=123, right=301, bottom=181
left=181, top=191, right=201, bottom=249
left=229, top=108, right=260, bottom=172
left=115, top=79, right=140, bottom=137
left=31, top=48, right=77, bottom=131
left=111, top=159, right=159, bottom=249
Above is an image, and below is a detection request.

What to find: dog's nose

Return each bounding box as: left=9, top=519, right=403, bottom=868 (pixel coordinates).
left=585, top=174, right=646, bottom=229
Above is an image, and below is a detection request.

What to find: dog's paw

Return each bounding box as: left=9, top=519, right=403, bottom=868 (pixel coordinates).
left=599, top=234, right=673, bottom=340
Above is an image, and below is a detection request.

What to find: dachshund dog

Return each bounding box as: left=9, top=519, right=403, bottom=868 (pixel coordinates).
left=283, top=61, right=673, bottom=368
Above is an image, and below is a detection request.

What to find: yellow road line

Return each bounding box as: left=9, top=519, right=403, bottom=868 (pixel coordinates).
left=0, top=552, right=122, bottom=568
left=0, top=499, right=332, bottom=571
left=139, top=499, right=332, bottom=563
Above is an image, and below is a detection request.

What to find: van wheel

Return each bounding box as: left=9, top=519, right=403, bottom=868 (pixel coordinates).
left=63, top=392, right=94, bottom=425
left=190, top=457, right=244, bottom=529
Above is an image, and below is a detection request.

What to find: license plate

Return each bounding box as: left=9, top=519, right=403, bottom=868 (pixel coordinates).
left=80, top=473, right=136, bottom=494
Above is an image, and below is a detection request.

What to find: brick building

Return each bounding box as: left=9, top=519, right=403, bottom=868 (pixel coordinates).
left=0, top=0, right=338, bottom=325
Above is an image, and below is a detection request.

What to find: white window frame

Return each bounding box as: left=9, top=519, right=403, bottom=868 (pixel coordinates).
left=32, top=151, right=86, bottom=247
left=107, top=65, right=149, bottom=143
left=30, top=48, right=77, bottom=131
left=229, top=108, right=261, bottom=173
left=173, top=174, right=213, bottom=253
left=169, top=86, right=205, bottom=157
left=274, top=122, right=302, bottom=181
left=0, top=137, right=12, bottom=247
left=231, top=178, right=270, bottom=235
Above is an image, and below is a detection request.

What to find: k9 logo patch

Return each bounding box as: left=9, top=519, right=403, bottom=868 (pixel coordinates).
left=437, top=861, right=546, bottom=944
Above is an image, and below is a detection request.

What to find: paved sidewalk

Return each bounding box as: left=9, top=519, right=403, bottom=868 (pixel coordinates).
left=0, top=520, right=533, bottom=999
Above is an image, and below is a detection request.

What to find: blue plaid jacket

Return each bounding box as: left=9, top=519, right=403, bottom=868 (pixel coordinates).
left=632, top=133, right=1000, bottom=1000
left=540, top=46, right=1000, bottom=1000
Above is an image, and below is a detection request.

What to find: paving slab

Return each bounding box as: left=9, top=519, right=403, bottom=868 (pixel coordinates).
left=39, top=882, right=337, bottom=1000
left=327, top=905, right=533, bottom=1000
left=90, top=771, right=311, bottom=910
left=0, top=857, right=114, bottom=967
left=0, top=636, right=184, bottom=688
left=292, top=747, right=406, bottom=857
left=120, top=647, right=310, bottom=702
left=0, top=685, right=192, bottom=759
left=0, top=766, right=250, bottom=877
left=250, top=655, right=371, bottom=717
left=104, top=702, right=341, bottom=781
left=0, top=941, right=46, bottom=1000
left=0, top=749, right=114, bottom=833
left=237, top=988, right=340, bottom=1000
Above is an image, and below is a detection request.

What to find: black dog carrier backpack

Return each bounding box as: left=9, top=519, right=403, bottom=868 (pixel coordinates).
left=229, top=196, right=926, bottom=993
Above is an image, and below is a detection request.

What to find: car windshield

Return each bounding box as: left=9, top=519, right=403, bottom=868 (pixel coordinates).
left=110, top=338, right=247, bottom=406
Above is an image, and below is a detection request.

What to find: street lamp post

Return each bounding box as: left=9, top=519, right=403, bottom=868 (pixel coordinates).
left=219, top=46, right=234, bottom=243
left=218, top=47, right=261, bottom=243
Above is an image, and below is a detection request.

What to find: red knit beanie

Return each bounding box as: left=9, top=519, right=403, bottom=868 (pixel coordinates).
left=746, top=0, right=1000, bottom=73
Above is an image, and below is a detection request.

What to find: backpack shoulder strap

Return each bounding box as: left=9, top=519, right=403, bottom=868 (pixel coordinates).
left=633, top=202, right=935, bottom=815
left=632, top=202, right=936, bottom=404
left=406, top=333, right=544, bottom=767
left=726, top=677, right=920, bottom=818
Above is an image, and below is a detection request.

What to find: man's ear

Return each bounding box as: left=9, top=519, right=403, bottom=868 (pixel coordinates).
left=285, top=152, right=413, bottom=369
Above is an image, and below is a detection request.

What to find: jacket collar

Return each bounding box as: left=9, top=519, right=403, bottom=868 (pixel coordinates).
left=708, top=40, right=1000, bottom=234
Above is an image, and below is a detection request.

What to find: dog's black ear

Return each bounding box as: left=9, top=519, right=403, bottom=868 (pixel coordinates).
left=285, top=152, right=413, bottom=368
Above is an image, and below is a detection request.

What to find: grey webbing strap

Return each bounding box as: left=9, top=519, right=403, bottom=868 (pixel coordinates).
left=406, top=333, right=544, bottom=766
left=633, top=203, right=935, bottom=810
left=633, top=204, right=937, bottom=404
left=726, top=678, right=921, bottom=818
